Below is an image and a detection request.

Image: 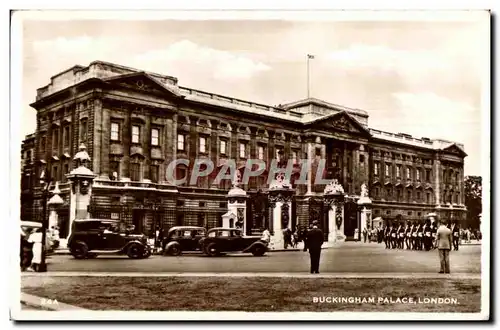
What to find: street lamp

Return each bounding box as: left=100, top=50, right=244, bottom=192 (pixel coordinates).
left=38, top=167, right=52, bottom=272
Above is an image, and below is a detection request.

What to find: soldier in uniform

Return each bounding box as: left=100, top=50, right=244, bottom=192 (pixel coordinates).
left=384, top=223, right=391, bottom=249
left=451, top=222, right=460, bottom=251
left=410, top=222, right=418, bottom=250
left=416, top=222, right=424, bottom=250
left=390, top=223, right=397, bottom=249
left=423, top=219, right=433, bottom=251
left=431, top=219, right=438, bottom=249
left=396, top=222, right=404, bottom=249
left=405, top=222, right=413, bottom=250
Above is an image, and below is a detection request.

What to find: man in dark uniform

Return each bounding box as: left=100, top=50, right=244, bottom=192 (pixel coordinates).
left=384, top=224, right=391, bottom=249
left=451, top=222, right=460, bottom=251
left=405, top=222, right=412, bottom=250
left=416, top=222, right=424, bottom=250
left=396, top=223, right=404, bottom=249
left=390, top=224, right=397, bottom=249
left=306, top=220, right=324, bottom=274
left=423, top=220, right=433, bottom=251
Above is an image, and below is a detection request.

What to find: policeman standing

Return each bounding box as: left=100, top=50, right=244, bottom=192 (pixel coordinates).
left=306, top=220, right=324, bottom=274
left=451, top=222, right=460, bottom=251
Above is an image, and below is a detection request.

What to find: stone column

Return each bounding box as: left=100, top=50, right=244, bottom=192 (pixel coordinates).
left=66, top=144, right=96, bottom=239
left=268, top=175, right=294, bottom=249
left=323, top=179, right=346, bottom=247
left=306, top=141, right=314, bottom=195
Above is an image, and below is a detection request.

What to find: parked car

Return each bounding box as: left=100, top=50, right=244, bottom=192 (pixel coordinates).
left=162, top=226, right=207, bottom=256
left=67, top=219, right=152, bottom=259
left=199, top=228, right=269, bottom=257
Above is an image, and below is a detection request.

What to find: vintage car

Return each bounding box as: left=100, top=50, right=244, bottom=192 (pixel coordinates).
left=162, top=226, right=207, bottom=256
left=67, top=219, right=151, bottom=259
left=199, top=228, right=268, bottom=257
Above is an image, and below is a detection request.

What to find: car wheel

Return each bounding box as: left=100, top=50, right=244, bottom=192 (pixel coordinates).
left=252, top=245, right=266, bottom=257
left=206, top=243, right=219, bottom=257
left=70, top=241, right=88, bottom=259
left=127, top=243, right=144, bottom=259
left=142, top=247, right=151, bottom=259
left=169, top=245, right=182, bottom=256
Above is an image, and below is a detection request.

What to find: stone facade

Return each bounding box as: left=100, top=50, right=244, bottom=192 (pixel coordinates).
left=21, top=60, right=468, bottom=238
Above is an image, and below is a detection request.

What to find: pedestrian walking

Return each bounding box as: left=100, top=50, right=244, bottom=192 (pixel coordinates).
left=436, top=220, right=453, bottom=274
left=354, top=228, right=359, bottom=242
left=362, top=226, right=368, bottom=243
left=451, top=222, right=460, bottom=251
left=306, top=220, right=324, bottom=274
left=27, top=228, right=43, bottom=272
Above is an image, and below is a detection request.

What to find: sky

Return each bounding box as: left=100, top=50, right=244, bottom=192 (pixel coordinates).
left=18, top=12, right=488, bottom=175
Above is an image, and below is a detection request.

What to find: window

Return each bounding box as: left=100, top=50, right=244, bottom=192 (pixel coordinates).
left=408, top=211, right=412, bottom=216
left=374, top=162, right=379, bottom=175
left=132, top=125, right=140, bottom=144
left=40, top=136, right=46, bottom=152
left=109, top=161, right=120, bottom=180
left=426, top=192, right=431, bottom=204
left=406, top=167, right=411, bottom=179
left=455, top=172, right=459, bottom=184
left=150, top=165, right=159, bottom=183
left=396, top=165, right=401, bottom=178
left=219, top=202, right=226, bottom=208
left=426, top=169, right=431, bottom=182
left=220, top=140, right=227, bottom=155
left=396, top=189, right=402, bottom=201
left=176, top=214, right=184, bottom=226
left=151, top=128, right=159, bottom=146
left=385, top=163, right=390, bottom=176
left=63, top=126, right=70, bottom=147
left=177, top=200, right=185, bottom=207
left=258, top=146, right=265, bottom=160
left=197, top=214, right=205, bottom=227
left=130, top=163, right=141, bottom=181
left=199, top=136, right=207, bottom=153
left=80, top=119, right=87, bottom=142
left=416, top=191, right=421, bottom=200
left=407, top=190, right=412, bottom=201
left=52, top=128, right=59, bottom=149
left=199, top=202, right=206, bottom=207
left=359, top=154, right=365, bottom=163
left=442, top=169, right=446, bottom=183
left=111, top=122, right=120, bottom=141
left=375, top=187, right=380, bottom=198
left=177, top=134, right=185, bottom=151
left=52, top=166, right=58, bottom=181
left=416, top=169, right=421, bottom=181
left=239, top=143, right=246, bottom=158
left=386, top=210, right=391, bottom=215
left=456, top=193, right=460, bottom=204
left=63, top=164, right=69, bottom=182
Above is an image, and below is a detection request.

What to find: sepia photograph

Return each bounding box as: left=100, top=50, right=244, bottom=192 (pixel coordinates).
left=9, top=9, right=490, bottom=321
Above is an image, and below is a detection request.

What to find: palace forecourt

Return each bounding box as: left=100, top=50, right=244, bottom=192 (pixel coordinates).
left=21, top=60, right=467, bottom=248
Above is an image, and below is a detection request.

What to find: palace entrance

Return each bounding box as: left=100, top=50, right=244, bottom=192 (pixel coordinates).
left=344, top=200, right=358, bottom=240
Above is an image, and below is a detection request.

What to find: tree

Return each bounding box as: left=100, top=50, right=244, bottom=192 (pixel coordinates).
left=464, top=176, right=482, bottom=229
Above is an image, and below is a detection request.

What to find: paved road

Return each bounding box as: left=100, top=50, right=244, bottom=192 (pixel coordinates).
left=42, top=242, right=481, bottom=274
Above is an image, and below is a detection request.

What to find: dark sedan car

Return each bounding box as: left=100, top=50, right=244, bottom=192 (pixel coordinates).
left=68, top=219, right=151, bottom=259
left=199, top=228, right=268, bottom=257
left=162, top=226, right=206, bottom=256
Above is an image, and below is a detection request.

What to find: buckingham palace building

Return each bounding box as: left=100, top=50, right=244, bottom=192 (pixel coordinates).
left=20, top=61, right=467, bottom=239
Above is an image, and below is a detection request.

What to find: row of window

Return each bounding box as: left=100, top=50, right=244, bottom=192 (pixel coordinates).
left=177, top=133, right=299, bottom=161
left=39, top=119, right=88, bottom=152
left=373, top=209, right=424, bottom=217
left=372, top=186, right=434, bottom=204
left=110, top=123, right=160, bottom=146
left=442, top=168, right=461, bottom=185
left=373, top=162, right=432, bottom=181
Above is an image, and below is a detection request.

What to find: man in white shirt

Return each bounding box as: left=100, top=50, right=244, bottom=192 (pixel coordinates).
left=436, top=220, right=453, bottom=274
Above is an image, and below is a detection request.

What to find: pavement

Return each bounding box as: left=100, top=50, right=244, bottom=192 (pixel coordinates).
left=38, top=242, right=481, bottom=274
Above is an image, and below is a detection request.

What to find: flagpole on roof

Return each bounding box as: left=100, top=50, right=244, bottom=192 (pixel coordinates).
left=307, top=54, right=314, bottom=99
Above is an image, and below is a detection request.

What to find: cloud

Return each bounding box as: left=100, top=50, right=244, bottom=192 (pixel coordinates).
left=385, top=92, right=479, bottom=144
left=133, top=39, right=271, bottom=81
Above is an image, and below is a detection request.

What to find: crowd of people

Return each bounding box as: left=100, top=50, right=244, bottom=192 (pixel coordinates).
left=360, top=220, right=480, bottom=252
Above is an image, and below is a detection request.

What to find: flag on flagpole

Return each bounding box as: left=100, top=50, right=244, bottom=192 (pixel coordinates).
left=307, top=54, right=315, bottom=59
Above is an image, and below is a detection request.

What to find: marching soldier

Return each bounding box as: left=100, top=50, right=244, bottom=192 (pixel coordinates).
left=390, top=224, right=397, bottom=249
left=384, top=224, right=391, bottom=249
left=416, top=222, right=424, bottom=250
left=411, top=222, right=418, bottom=250
left=396, top=222, right=404, bottom=249
left=451, top=222, right=460, bottom=251
left=423, top=220, right=433, bottom=251
left=431, top=220, right=438, bottom=249
left=405, top=222, right=413, bottom=250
